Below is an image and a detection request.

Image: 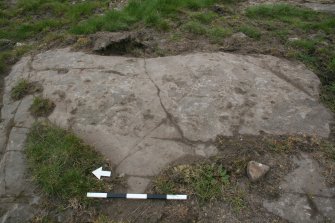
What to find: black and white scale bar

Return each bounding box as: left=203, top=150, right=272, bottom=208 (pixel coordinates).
left=87, top=192, right=187, bottom=200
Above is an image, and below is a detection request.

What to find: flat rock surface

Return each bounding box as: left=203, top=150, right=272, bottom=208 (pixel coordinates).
left=2, top=48, right=333, bottom=194
left=263, top=153, right=335, bottom=222
left=0, top=91, right=38, bottom=222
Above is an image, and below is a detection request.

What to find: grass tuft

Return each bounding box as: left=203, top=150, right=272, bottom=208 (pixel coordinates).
left=192, top=11, right=217, bottom=24
left=153, top=163, right=229, bottom=202
left=183, top=21, right=207, bottom=35
left=72, top=0, right=220, bottom=34
left=239, top=26, right=261, bottom=39
left=30, top=96, right=55, bottom=117
left=321, top=83, right=335, bottom=112
left=0, top=45, right=31, bottom=74
left=26, top=122, right=110, bottom=203
left=246, top=3, right=318, bottom=21
left=10, top=79, right=41, bottom=100
left=207, top=27, right=232, bottom=43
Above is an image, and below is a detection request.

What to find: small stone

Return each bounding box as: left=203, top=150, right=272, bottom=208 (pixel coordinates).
left=247, top=161, right=270, bottom=182
left=15, top=42, right=25, bottom=47
left=232, top=32, right=247, bottom=39
left=288, top=37, right=300, bottom=42
left=118, top=173, right=125, bottom=178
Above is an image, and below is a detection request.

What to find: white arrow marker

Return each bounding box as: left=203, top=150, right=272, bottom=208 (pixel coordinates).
left=92, top=167, right=111, bottom=179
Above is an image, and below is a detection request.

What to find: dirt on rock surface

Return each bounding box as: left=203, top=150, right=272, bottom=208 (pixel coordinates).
left=2, top=48, right=331, bottom=191
left=0, top=0, right=335, bottom=221
left=0, top=46, right=334, bottom=222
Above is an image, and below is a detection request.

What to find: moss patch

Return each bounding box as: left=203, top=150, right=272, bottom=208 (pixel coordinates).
left=10, top=79, right=41, bottom=100
left=29, top=96, right=55, bottom=117
left=153, top=162, right=229, bottom=203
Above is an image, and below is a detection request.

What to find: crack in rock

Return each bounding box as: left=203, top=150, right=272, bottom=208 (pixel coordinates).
left=5, top=49, right=333, bottom=194
left=143, top=58, right=216, bottom=148
left=116, top=119, right=164, bottom=166
left=143, top=58, right=185, bottom=138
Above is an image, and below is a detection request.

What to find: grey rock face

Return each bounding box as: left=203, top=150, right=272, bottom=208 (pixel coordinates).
left=2, top=48, right=333, bottom=194
left=247, top=161, right=270, bottom=182
left=0, top=85, right=37, bottom=222
left=263, top=154, right=335, bottom=222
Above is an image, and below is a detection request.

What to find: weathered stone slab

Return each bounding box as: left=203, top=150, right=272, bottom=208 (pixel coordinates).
left=3, top=56, right=32, bottom=105
left=263, top=154, right=335, bottom=222
left=13, top=95, right=35, bottom=128
left=127, top=176, right=151, bottom=193
left=0, top=157, right=6, bottom=195
left=0, top=120, right=12, bottom=155
left=6, top=127, right=29, bottom=152
left=145, top=53, right=331, bottom=140
left=0, top=202, right=36, bottom=223
left=5, top=48, right=333, bottom=192
left=0, top=151, right=28, bottom=196
left=1, top=100, right=20, bottom=121
left=116, top=138, right=188, bottom=176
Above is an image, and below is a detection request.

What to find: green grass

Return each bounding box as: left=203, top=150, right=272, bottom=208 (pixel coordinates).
left=320, top=141, right=335, bottom=161
left=0, top=0, right=109, bottom=41
left=10, top=79, right=30, bottom=100
left=0, top=45, right=31, bottom=75
left=153, top=161, right=248, bottom=211
left=224, top=187, right=247, bottom=212
left=72, top=0, right=220, bottom=34
left=246, top=3, right=318, bottom=21
left=30, top=96, right=55, bottom=117
left=154, top=163, right=229, bottom=202
left=1, top=1, right=335, bottom=115
left=321, top=84, right=335, bottom=112
left=182, top=21, right=207, bottom=35
left=246, top=3, right=335, bottom=34
left=192, top=164, right=229, bottom=202
left=0, top=0, right=109, bottom=75
left=0, top=0, right=227, bottom=75
left=239, top=25, right=261, bottom=39
left=26, top=122, right=109, bottom=203
left=245, top=3, right=335, bottom=112
left=10, top=79, right=40, bottom=100
left=207, top=27, right=232, bottom=43
left=289, top=39, right=317, bottom=52
left=192, top=11, right=217, bottom=24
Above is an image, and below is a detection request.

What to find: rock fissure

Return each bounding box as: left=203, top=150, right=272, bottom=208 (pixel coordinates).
left=31, top=67, right=106, bottom=72
left=1, top=98, right=22, bottom=193
left=262, top=60, right=314, bottom=98
left=2, top=150, right=24, bottom=154
left=150, top=136, right=215, bottom=148
left=1, top=49, right=333, bottom=205
left=115, top=119, right=165, bottom=167
left=284, top=191, right=335, bottom=199
left=4, top=118, right=15, bottom=148
left=143, top=57, right=217, bottom=148
left=2, top=156, right=6, bottom=193
left=305, top=192, right=322, bottom=219
left=142, top=58, right=185, bottom=140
